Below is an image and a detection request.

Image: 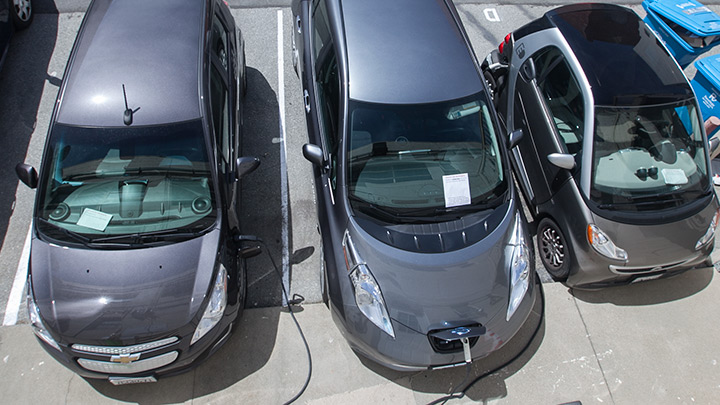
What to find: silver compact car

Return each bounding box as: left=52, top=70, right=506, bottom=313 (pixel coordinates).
left=291, top=0, right=538, bottom=370
left=482, top=3, right=719, bottom=288
left=15, top=0, right=259, bottom=383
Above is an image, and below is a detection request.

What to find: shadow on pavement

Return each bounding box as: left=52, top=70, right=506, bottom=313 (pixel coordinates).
left=360, top=279, right=546, bottom=403
left=240, top=66, right=284, bottom=308
left=86, top=308, right=282, bottom=403
left=571, top=267, right=714, bottom=306
left=0, top=11, right=59, bottom=250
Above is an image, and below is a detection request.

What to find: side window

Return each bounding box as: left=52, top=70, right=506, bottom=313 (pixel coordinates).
left=533, top=47, right=585, bottom=156
left=210, top=15, right=232, bottom=173
left=312, top=1, right=341, bottom=189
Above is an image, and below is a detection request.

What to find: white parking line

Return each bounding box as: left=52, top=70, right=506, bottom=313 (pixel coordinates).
left=3, top=224, right=31, bottom=326
left=277, top=9, right=290, bottom=306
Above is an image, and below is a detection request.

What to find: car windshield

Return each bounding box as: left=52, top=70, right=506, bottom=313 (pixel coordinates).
left=591, top=100, right=710, bottom=211
left=36, top=121, right=216, bottom=245
left=347, top=94, right=507, bottom=222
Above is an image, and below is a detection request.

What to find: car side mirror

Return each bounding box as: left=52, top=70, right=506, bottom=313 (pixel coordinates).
left=547, top=153, right=576, bottom=170
left=16, top=163, right=38, bottom=189
left=235, top=157, right=260, bottom=180
left=508, top=129, right=523, bottom=149
left=709, top=135, right=720, bottom=160
left=302, top=143, right=325, bottom=167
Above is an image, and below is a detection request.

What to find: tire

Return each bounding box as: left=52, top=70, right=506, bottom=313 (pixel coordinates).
left=11, top=0, right=33, bottom=31
left=320, top=246, right=329, bottom=307
left=237, top=257, right=247, bottom=316
left=241, top=48, right=248, bottom=98
left=538, top=217, right=571, bottom=281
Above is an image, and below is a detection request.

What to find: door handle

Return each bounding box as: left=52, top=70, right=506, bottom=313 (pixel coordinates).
left=304, top=89, right=311, bottom=113
left=296, top=15, right=301, bottom=34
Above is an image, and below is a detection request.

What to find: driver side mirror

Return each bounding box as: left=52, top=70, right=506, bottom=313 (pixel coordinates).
left=235, top=157, right=260, bottom=180
left=302, top=143, right=325, bottom=167
left=508, top=129, right=523, bottom=149
left=16, top=163, right=38, bottom=189
left=547, top=153, right=576, bottom=170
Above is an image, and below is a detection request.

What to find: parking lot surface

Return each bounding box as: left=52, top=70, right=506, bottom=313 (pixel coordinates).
left=1, top=2, right=720, bottom=403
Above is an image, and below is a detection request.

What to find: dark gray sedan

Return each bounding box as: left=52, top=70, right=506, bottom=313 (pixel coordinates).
left=292, top=0, right=538, bottom=370
left=16, top=0, right=258, bottom=383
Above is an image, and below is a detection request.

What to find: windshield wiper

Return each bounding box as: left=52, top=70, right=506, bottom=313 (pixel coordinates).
left=36, top=217, right=93, bottom=247
left=90, top=227, right=205, bottom=243
left=348, top=195, right=438, bottom=224
left=123, top=167, right=210, bottom=176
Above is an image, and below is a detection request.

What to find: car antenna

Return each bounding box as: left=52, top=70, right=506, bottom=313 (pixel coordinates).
left=122, top=84, right=140, bottom=126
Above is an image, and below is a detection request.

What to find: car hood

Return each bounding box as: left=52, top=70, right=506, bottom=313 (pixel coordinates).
left=348, top=203, right=520, bottom=333
left=30, top=229, right=220, bottom=344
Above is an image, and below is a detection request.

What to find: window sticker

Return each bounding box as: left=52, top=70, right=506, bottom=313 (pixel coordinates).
left=443, top=173, right=471, bottom=208
left=77, top=208, right=113, bottom=231
left=661, top=168, right=688, bottom=185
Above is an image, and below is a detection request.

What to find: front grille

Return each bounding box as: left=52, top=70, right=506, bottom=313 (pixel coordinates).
left=72, top=337, right=179, bottom=355
left=77, top=351, right=178, bottom=374
left=72, top=336, right=180, bottom=374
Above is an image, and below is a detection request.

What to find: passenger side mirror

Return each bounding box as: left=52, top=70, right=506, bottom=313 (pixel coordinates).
left=508, top=129, right=523, bottom=149
left=547, top=153, right=576, bottom=170
left=239, top=245, right=262, bottom=259
left=302, top=143, right=325, bottom=167
left=16, top=163, right=38, bottom=189
left=709, top=135, right=720, bottom=160
left=235, top=157, right=260, bottom=180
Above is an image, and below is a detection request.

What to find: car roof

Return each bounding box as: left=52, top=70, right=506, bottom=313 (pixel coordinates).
left=525, top=4, right=693, bottom=106
left=341, top=0, right=483, bottom=104
left=56, top=0, right=206, bottom=127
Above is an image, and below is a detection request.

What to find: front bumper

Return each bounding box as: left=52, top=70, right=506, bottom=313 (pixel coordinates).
left=566, top=240, right=714, bottom=290
left=330, top=274, right=539, bottom=371
left=32, top=310, right=237, bottom=381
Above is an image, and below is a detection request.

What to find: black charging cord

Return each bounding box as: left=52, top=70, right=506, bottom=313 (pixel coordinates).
left=239, top=236, right=312, bottom=405
left=428, top=281, right=546, bottom=405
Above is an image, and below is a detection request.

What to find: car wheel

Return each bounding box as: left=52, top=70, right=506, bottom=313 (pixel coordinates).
left=12, top=0, right=33, bottom=30
left=319, top=245, right=330, bottom=307
left=237, top=257, right=247, bottom=315
left=242, top=48, right=248, bottom=98
left=538, top=217, right=570, bottom=281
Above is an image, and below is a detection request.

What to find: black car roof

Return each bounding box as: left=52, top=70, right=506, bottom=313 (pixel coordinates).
left=522, top=3, right=693, bottom=106
left=341, top=0, right=483, bottom=104
left=56, top=0, right=206, bottom=126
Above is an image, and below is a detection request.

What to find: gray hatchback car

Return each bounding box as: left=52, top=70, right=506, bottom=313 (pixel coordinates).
left=482, top=4, right=719, bottom=288
left=15, top=0, right=259, bottom=383
left=292, top=0, right=538, bottom=370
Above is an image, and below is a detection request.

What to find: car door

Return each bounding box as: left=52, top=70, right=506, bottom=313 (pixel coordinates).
left=510, top=44, right=584, bottom=210
left=209, top=9, right=239, bottom=230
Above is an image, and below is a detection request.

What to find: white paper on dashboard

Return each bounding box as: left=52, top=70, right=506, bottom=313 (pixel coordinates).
left=443, top=173, right=471, bottom=208
left=77, top=208, right=113, bottom=231
left=661, top=168, right=688, bottom=185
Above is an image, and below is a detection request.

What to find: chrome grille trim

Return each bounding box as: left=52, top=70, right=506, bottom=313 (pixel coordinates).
left=72, top=336, right=179, bottom=355
left=77, top=351, right=178, bottom=374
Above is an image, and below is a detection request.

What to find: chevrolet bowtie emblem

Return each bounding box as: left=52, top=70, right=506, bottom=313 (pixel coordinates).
left=111, top=353, right=141, bottom=364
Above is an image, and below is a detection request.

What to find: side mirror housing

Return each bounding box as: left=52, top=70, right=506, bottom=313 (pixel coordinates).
left=709, top=135, right=720, bottom=160
left=508, top=129, right=523, bottom=149
left=302, top=143, right=324, bottom=167
left=235, top=157, right=260, bottom=180
left=547, top=153, right=576, bottom=170
left=16, top=163, right=38, bottom=189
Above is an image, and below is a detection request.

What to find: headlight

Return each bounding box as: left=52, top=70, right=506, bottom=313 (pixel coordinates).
left=507, top=214, right=530, bottom=321
left=344, top=231, right=395, bottom=338
left=696, top=209, right=720, bottom=250
left=191, top=264, right=227, bottom=345
left=26, top=277, right=61, bottom=351
left=587, top=224, right=627, bottom=261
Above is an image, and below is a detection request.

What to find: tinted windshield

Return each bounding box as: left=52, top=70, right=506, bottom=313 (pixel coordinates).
left=591, top=100, right=710, bottom=211
left=37, top=121, right=215, bottom=245
left=347, top=94, right=507, bottom=222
